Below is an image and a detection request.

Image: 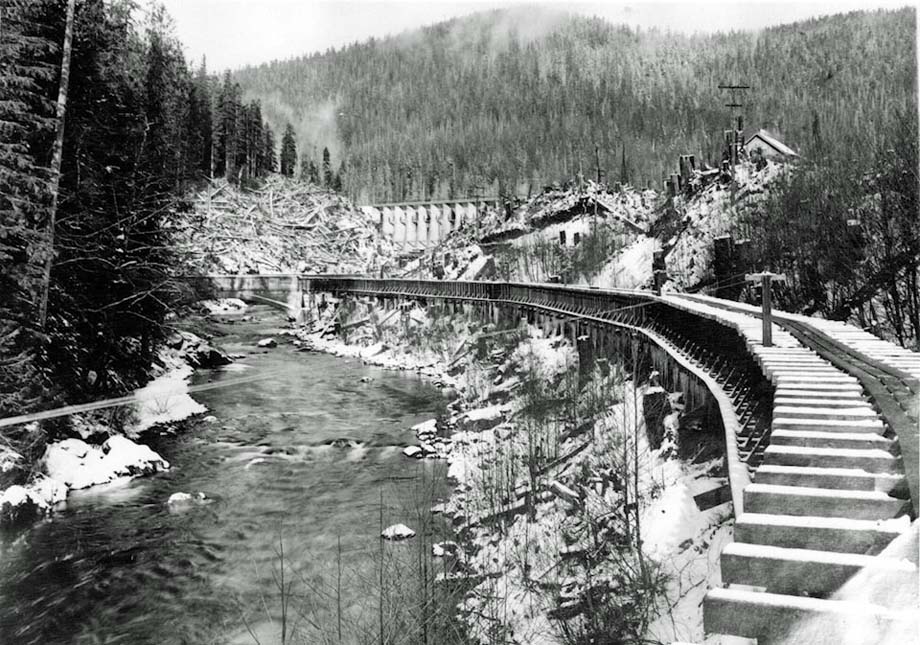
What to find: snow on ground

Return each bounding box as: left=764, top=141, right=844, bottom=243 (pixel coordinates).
left=399, top=182, right=657, bottom=284
left=43, top=436, right=169, bottom=490
left=582, top=235, right=660, bottom=289
left=458, top=254, right=494, bottom=281
left=641, top=482, right=706, bottom=559
left=509, top=330, right=576, bottom=383
left=131, top=363, right=207, bottom=434
left=0, top=328, right=218, bottom=526
left=0, top=476, right=67, bottom=523
left=664, top=160, right=786, bottom=291
left=300, top=297, right=730, bottom=644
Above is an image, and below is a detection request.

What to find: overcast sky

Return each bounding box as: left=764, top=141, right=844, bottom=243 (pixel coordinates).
left=153, top=0, right=915, bottom=72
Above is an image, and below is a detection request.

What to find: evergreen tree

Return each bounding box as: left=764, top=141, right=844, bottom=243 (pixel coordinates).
left=279, top=123, right=297, bottom=176
left=230, top=8, right=915, bottom=198
left=332, top=160, right=346, bottom=192
left=0, top=0, right=56, bottom=420
left=298, top=151, right=311, bottom=181
left=187, top=57, right=213, bottom=178
left=263, top=125, right=277, bottom=173
left=0, top=0, right=284, bottom=462
left=322, top=146, right=332, bottom=187
left=238, top=100, right=263, bottom=180
left=216, top=70, right=241, bottom=180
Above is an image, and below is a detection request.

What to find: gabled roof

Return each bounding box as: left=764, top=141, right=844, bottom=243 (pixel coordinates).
left=745, top=129, right=799, bottom=157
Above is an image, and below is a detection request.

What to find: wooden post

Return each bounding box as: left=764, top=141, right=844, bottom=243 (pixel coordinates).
left=746, top=272, right=787, bottom=347
left=679, top=155, right=691, bottom=187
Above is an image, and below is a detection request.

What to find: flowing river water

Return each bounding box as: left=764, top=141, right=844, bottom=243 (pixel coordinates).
left=0, top=306, right=450, bottom=645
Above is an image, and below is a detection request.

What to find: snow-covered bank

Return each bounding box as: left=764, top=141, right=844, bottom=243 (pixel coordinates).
left=43, top=436, right=170, bottom=490
left=0, top=328, right=223, bottom=526
left=296, top=296, right=731, bottom=644
left=131, top=362, right=207, bottom=434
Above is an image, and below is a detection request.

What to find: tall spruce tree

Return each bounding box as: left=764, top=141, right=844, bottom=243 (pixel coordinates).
left=322, top=146, right=332, bottom=187
left=263, top=125, right=277, bottom=173
left=279, top=123, right=297, bottom=176
left=216, top=70, right=241, bottom=180
left=0, top=0, right=56, bottom=420
left=187, top=57, right=213, bottom=178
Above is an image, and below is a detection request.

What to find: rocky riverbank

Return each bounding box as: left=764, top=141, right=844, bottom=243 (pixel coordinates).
left=293, top=296, right=734, bottom=644
left=0, top=301, right=240, bottom=528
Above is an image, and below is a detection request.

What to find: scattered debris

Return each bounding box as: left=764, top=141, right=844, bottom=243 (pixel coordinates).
left=178, top=176, right=391, bottom=274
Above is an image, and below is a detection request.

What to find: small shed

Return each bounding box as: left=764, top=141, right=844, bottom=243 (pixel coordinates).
left=744, top=129, right=799, bottom=162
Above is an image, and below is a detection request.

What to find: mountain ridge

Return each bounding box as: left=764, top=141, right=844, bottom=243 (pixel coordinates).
left=232, top=6, right=916, bottom=202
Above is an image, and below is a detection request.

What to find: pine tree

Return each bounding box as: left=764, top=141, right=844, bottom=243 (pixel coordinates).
left=298, top=151, right=311, bottom=181
left=322, top=146, right=333, bottom=187
left=279, top=123, right=297, bottom=176
left=216, top=71, right=241, bottom=180
left=187, top=57, right=213, bottom=178
left=263, top=125, right=277, bottom=174
left=0, top=0, right=56, bottom=419
left=38, top=0, right=188, bottom=397
left=332, top=160, right=346, bottom=193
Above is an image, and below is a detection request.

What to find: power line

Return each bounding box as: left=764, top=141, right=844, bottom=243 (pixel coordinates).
left=0, top=369, right=286, bottom=429
left=718, top=83, right=751, bottom=110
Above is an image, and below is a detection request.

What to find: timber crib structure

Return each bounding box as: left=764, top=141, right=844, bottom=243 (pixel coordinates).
left=198, top=274, right=919, bottom=643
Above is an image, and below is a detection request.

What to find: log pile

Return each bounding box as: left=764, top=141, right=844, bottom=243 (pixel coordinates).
left=177, top=176, right=391, bottom=274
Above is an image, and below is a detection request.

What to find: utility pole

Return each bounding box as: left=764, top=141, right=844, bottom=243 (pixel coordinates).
left=718, top=83, right=750, bottom=124
left=719, top=82, right=750, bottom=242
left=746, top=272, right=786, bottom=347
left=718, top=83, right=750, bottom=168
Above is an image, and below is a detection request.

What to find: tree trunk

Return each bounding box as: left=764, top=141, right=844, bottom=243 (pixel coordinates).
left=38, top=0, right=76, bottom=329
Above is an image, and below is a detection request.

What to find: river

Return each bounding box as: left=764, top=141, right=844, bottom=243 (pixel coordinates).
left=0, top=306, right=450, bottom=645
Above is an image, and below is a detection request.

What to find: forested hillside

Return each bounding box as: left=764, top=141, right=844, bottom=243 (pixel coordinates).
left=0, top=0, right=276, bottom=460
left=234, top=7, right=917, bottom=203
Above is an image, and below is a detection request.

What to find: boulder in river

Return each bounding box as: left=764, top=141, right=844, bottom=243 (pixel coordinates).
left=381, top=523, right=416, bottom=540
left=402, top=446, right=422, bottom=459
left=257, top=338, right=277, bottom=348
left=167, top=331, right=232, bottom=368
left=166, top=491, right=208, bottom=506
left=168, top=491, right=193, bottom=505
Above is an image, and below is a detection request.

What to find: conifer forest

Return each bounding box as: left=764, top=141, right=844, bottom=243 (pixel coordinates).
left=0, top=3, right=917, bottom=645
